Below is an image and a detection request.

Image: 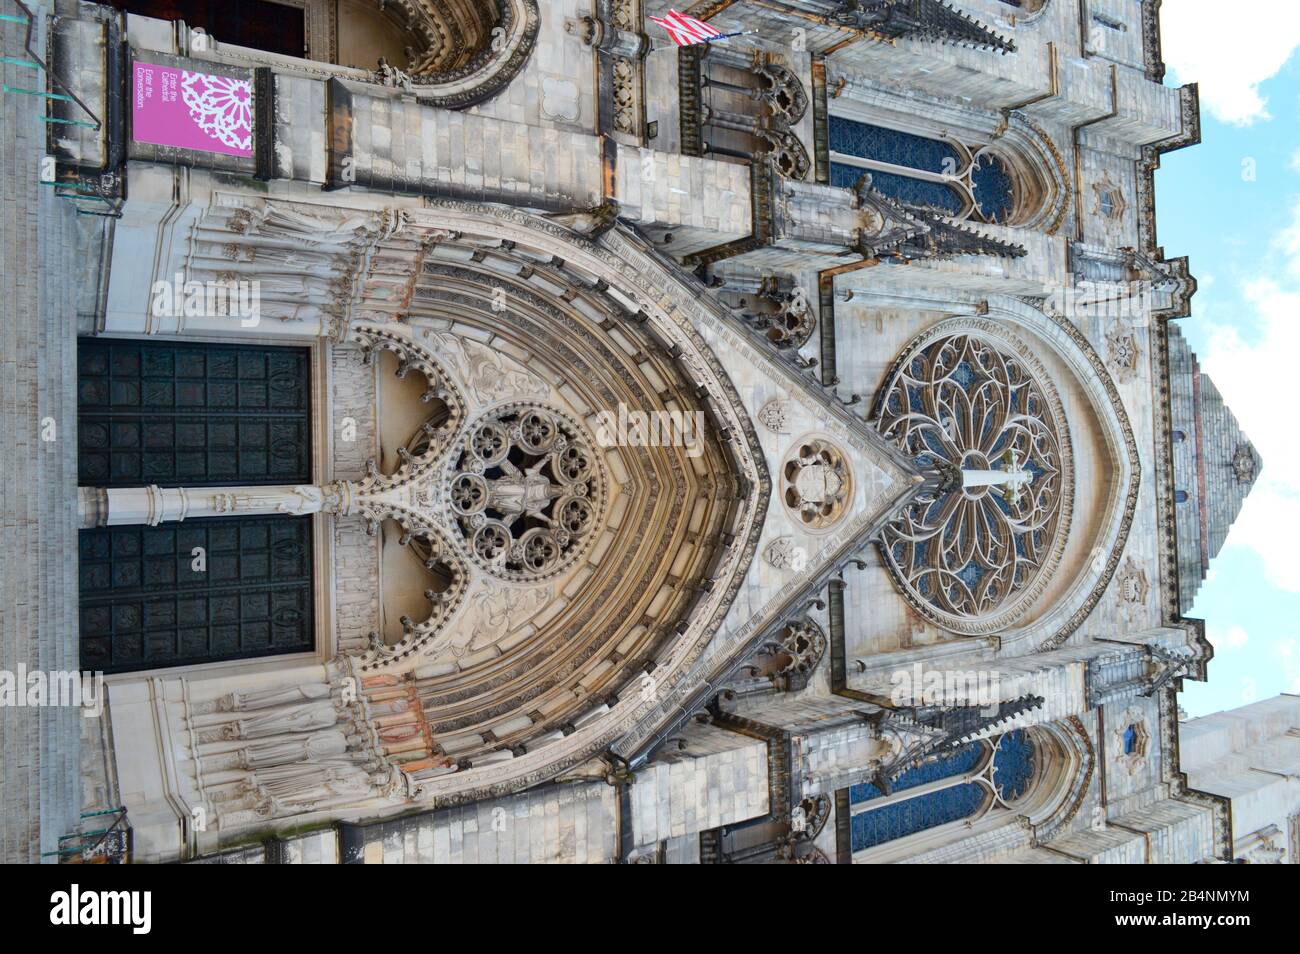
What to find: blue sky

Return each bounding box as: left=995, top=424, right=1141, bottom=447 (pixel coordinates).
left=1158, top=1, right=1300, bottom=714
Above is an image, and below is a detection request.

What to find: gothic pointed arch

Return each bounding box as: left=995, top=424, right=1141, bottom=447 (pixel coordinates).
left=868, top=297, right=1140, bottom=648
left=828, top=106, right=1070, bottom=234
left=357, top=0, right=540, bottom=108
left=850, top=719, right=1092, bottom=861
left=164, top=194, right=777, bottom=821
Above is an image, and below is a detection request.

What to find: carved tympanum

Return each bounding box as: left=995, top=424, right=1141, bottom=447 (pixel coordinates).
left=446, top=404, right=603, bottom=581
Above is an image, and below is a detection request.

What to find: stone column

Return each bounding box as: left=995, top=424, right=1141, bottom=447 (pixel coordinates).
left=78, top=482, right=355, bottom=528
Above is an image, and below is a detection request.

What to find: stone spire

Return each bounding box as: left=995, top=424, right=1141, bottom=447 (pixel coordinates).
left=902, top=203, right=1029, bottom=259
left=851, top=173, right=1028, bottom=260
left=1168, top=326, right=1264, bottom=612
left=830, top=0, right=1016, bottom=54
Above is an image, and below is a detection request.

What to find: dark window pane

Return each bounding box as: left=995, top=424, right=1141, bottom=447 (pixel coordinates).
left=78, top=515, right=314, bottom=673
left=78, top=339, right=310, bottom=488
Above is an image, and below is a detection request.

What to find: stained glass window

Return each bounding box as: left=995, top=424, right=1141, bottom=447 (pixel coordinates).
left=851, top=781, right=987, bottom=850
left=850, top=740, right=985, bottom=805
left=992, top=729, right=1037, bottom=801
left=1123, top=724, right=1139, bottom=755
left=828, top=115, right=1015, bottom=224
left=972, top=153, right=1014, bottom=223
left=850, top=731, right=1040, bottom=853
left=829, top=117, right=961, bottom=174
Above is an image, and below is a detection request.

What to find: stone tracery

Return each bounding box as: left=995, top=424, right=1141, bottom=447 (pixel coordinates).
left=781, top=438, right=853, bottom=531
left=873, top=326, right=1070, bottom=629
left=445, top=404, right=604, bottom=581
left=162, top=195, right=770, bottom=817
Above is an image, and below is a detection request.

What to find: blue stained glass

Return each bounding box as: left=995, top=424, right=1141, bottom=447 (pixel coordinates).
left=851, top=781, right=987, bottom=850
left=831, top=163, right=964, bottom=214
left=971, top=153, right=1014, bottom=223
left=829, top=116, right=960, bottom=174
left=1123, top=724, right=1139, bottom=755
left=992, top=729, right=1037, bottom=801
left=850, top=740, right=985, bottom=805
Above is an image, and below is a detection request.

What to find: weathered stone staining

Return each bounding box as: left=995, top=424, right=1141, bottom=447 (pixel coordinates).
left=5, top=0, right=1284, bottom=866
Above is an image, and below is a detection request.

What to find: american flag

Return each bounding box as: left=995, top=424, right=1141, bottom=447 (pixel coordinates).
left=648, top=9, right=730, bottom=47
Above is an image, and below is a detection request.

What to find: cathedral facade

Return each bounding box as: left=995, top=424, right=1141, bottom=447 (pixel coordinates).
left=1, top=0, right=1293, bottom=864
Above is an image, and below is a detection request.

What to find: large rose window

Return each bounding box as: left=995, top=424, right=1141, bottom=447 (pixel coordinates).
left=445, top=404, right=604, bottom=581
left=873, top=328, right=1071, bottom=630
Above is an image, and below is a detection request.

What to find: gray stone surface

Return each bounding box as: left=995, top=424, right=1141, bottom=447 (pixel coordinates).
left=0, top=2, right=85, bottom=862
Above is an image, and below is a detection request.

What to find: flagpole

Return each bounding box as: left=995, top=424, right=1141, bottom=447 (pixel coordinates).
left=648, top=28, right=759, bottom=51
left=701, top=30, right=758, bottom=43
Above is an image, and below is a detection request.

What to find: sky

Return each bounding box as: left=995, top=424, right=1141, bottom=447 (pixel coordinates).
left=1158, top=1, right=1300, bottom=714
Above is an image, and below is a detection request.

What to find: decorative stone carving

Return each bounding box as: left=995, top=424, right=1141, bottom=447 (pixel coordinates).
left=1106, top=324, right=1142, bottom=382
left=1236, top=825, right=1287, bottom=863
left=791, top=793, right=832, bottom=840
left=1116, top=556, right=1150, bottom=607
left=766, top=619, right=828, bottom=691
left=757, top=398, right=792, bottom=434
left=734, top=279, right=816, bottom=349
left=1112, top=707, right=1150, bottom=777
left=425, top=579, right=556, bottom=660
left=420, top=329, right=550, bottom=406
left=873, top=324, right=1071, bottom=631
left=611, top=57, right=638, bottom=134
left=764, top=536, right=801, bottom=571
left=1093, top=175, right=1128, bottom=221
left=368, top=0, right=542, bottom=111
left=781, top=438, right=852, bottom=532
left=354, top=327, right=466, bottom=484
left=446, top=404, right=605, bottom=581
left=1231, top=443, right=1258, bottom=484
left=373, top=57, right=414, bottom=92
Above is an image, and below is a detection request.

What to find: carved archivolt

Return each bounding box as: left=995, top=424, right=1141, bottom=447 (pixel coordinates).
left=988, top=112, right=1072, bottom=235
left=371, top=0, right=541, bottom=109
left=873, top=324, right=1071, bottom=632
left=167, top=193, right=772, bottom=822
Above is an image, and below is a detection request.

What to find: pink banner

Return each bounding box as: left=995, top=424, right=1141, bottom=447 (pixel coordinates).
left=132, top=62, right=254, bottom=157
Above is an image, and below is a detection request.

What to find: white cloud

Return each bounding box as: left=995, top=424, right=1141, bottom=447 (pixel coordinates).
left=1162, top=0, right=1300, bottom=124
left=1209, top=624, right=1250, bottom=651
